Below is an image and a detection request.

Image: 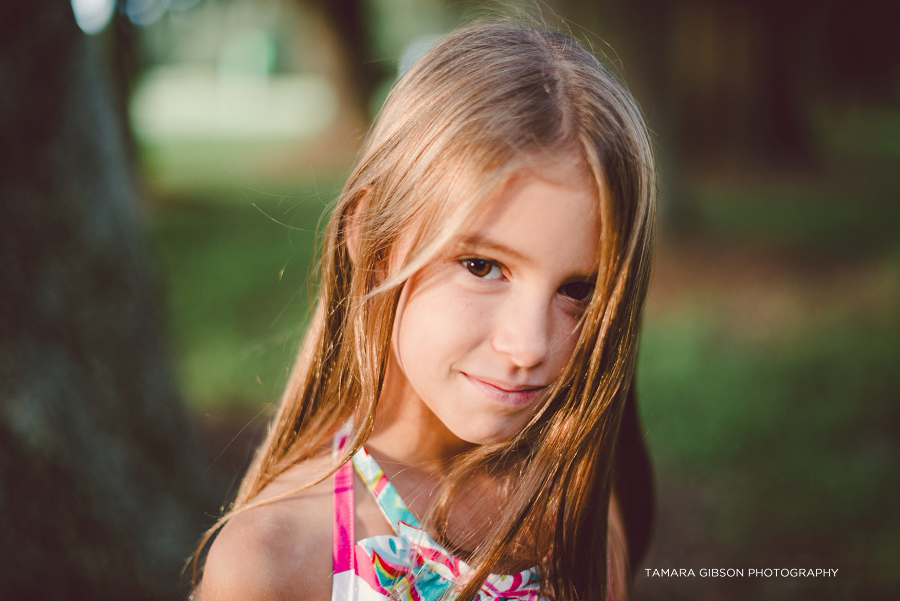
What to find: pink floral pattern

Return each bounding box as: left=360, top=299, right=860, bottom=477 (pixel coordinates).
left=332, top=441, right=545, bottom=601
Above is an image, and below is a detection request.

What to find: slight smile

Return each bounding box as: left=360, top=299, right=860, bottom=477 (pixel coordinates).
left=462, top=373, right=546, bottom=408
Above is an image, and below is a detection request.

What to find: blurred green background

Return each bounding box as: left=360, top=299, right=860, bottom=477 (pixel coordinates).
left=76, top=0, right=899, bottom=599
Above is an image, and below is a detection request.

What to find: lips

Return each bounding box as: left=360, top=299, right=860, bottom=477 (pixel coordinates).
left=462, top=373, right=547, bottom=408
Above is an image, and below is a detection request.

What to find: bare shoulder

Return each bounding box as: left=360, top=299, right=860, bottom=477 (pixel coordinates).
left=199, top=456, right=336, bottom=601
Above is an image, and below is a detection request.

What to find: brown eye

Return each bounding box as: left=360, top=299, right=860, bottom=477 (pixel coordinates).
left=462, top=259, right=499, bottom=279
left=560, top=281, right=594, bottom=302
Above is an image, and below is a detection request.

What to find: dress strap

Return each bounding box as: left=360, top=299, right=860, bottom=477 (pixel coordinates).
left=332, top=431, right=355, bottom=575
left=351, top=447, right=421, bottom=534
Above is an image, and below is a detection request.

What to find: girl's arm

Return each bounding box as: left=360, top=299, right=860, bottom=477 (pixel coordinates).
left=199, top=476, right=335, bottom=601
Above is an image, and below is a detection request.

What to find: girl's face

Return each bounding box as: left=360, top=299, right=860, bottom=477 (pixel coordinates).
left=385, top=158, right=599, bottom=448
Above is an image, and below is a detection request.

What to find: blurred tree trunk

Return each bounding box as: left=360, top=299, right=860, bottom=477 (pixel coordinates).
left=298, top=0, right=386, bottom=122
left=581, top=0, right=818, bottom=166
left=103, top=11, right=144, bottom=172
left=0, top=2, right=218, bottom=599
left=542, top=0, right=828, bottom=224
left=547, top=0, right=692, bottom=224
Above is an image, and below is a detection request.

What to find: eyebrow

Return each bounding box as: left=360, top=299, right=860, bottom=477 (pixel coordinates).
left=455, top=236, right=532, bottom=264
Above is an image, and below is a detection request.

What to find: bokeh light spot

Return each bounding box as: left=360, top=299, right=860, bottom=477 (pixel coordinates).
left=126, top=0, right=168, bottom=27
left=70, top=0, right=115, bottom=35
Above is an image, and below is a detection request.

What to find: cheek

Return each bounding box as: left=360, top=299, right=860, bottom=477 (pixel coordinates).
left=549, top=313, right=583, bottom=368
left=395, top=278, right=487, bottom=373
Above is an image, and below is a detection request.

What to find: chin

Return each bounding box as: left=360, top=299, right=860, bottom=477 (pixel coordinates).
left=448, top=418, right=523, bottom=446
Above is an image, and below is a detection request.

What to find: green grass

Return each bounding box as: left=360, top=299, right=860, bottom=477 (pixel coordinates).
left=689, top=173, right=900, bottom=255
left=813, top=105, right=900, bottom=163
left=637, top=305, right=900, bottom=596
left=148, top=181, right=339, bottom=411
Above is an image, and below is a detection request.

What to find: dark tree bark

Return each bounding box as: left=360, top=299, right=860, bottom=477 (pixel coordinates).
left=299, top=0, right=386, bottom=121
left=0, top=2, right=218, bottom=599
left=545, top=0, right=693, bottom=225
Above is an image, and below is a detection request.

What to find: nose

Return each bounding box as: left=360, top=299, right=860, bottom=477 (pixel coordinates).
left=491, top=291, right=552, bottom=369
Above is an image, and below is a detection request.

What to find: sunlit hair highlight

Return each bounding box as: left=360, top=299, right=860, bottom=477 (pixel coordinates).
left=199, top=23, right=655, bottom=601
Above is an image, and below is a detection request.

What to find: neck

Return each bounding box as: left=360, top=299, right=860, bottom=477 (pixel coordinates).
left=363, top=359, right=525, bottom=561
left=365, top=357, right=475, bottom=477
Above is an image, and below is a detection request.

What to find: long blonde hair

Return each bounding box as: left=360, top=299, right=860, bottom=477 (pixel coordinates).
left=203, top=23, right=655, bottom=601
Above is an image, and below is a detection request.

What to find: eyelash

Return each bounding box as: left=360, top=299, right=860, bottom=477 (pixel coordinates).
left=559, top=281, right=594, bottom=303
left=459, top=258, right=595, bottom=303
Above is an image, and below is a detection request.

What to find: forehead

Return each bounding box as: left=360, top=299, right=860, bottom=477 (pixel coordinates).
left=458, top=159, right=599, bottom=272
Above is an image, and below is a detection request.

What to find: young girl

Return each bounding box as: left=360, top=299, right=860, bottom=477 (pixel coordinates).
left=199, top=23, right=655, bottom=601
